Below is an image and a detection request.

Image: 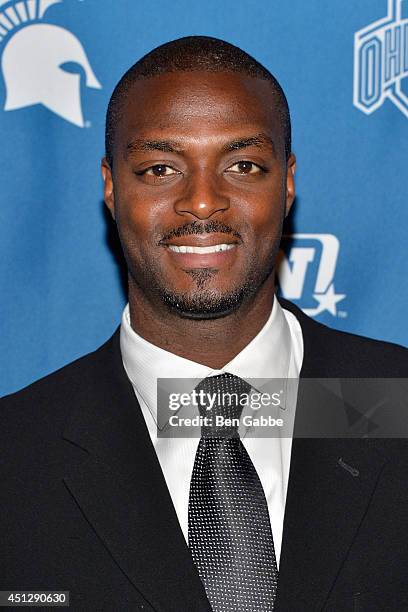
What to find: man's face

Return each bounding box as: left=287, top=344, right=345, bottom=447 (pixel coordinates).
left=102, top=71, right=295, bottom=319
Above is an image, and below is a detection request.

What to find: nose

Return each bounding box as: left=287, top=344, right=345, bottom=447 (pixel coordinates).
left=174, top=170, right=230, bottom=220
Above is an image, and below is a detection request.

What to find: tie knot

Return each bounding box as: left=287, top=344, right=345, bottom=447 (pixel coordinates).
left=194, top=373, right=252, bottom=438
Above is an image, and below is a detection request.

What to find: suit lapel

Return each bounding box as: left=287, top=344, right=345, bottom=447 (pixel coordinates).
left=62, top=331, right=211, bottom=612
left=275, top=298, right=389, bottom=610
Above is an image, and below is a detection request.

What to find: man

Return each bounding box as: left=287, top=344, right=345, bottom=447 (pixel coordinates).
left=1, top=36, right=408, bottom=611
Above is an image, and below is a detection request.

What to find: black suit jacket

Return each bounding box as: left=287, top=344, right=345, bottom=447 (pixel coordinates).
left=1, top=298, right=408, bottom=612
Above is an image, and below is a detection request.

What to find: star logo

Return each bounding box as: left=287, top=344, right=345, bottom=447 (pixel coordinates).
left=311, top=284, right=346, bottom=316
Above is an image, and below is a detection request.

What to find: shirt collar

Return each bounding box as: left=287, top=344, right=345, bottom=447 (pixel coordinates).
left=120, top=295, right=292, bottom=426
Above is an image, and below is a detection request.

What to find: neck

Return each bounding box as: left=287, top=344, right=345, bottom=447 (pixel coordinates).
left=127, top=278, right=276, bottom=369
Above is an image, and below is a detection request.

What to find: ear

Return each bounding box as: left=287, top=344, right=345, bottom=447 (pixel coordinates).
left=101, top=157, right=115, bottom=220
left=285, top=153, right=296, bottom=218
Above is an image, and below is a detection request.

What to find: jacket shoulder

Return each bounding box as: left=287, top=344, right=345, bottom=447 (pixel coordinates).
left=280, top=297, right=408, bottom=377
left=320, top=323, right=408, bottom=376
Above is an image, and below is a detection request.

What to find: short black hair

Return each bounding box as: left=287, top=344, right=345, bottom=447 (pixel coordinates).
left=105, top=36, right=291, bottom=166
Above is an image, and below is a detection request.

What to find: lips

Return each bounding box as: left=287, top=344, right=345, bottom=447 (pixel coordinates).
left=161, top=232, right=239, bottom=248
left=162, top=234, right=240, bottom=269
left=167, top=244, right=236, bottom=254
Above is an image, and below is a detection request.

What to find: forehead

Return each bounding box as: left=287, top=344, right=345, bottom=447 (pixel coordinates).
left=115, top=71, right=284, bottom=151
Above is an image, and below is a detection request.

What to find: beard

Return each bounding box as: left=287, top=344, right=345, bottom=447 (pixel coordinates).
left=129, top=241, right=279, bottom=320
left=124, top=219, right=283, bottom=320
left=161, top=269, right=259, bottom=319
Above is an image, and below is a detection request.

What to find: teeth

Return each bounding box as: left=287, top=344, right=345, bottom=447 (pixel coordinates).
left=168, top=244, right=236, bottom=254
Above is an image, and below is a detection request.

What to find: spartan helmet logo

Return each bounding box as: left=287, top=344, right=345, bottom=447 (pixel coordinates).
left=0, top=0, right=101, bottom=126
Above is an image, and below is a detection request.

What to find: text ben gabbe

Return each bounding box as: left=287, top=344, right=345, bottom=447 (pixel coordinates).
left=167, top=388, right=285, bottom=428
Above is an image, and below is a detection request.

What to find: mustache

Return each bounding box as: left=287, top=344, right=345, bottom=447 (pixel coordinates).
left=159, top=220, right=242, bottom=243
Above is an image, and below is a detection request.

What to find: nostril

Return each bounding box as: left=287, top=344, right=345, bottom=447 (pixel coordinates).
left=174, top=191, right=230, bottom=220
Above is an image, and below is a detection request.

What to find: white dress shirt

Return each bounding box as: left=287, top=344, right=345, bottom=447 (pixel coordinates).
left=120, top=296, right=303, bottom=567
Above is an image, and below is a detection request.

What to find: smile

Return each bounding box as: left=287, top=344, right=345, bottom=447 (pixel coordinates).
left=167, top=244, right=237, bottom=254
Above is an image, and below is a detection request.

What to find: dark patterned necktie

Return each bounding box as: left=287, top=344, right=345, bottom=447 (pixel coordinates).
left=188, top=373, right=278, bottom=611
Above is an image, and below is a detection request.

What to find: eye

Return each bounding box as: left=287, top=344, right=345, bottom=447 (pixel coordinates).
left=144, top=164, right=180, bottom=177
left=226, top=161, right=264, bottom=175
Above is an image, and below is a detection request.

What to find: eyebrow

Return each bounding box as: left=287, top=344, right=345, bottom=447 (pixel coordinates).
left=223, top=134, right=276, bottom=154
left=125, top=132, right=276, bottom=157
left=126, top=139, right=181, bottom=156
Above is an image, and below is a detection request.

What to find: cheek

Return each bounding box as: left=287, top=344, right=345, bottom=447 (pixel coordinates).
left=230, top=170, right=285, bottom=220
left=115, top=191, right=158, bottom=243
left=233, top=195, right=285, bottom=243
left=116, top=180, right=177, bottom=238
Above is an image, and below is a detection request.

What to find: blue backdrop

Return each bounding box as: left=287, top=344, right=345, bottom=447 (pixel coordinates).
left=1, top=0, right=407, bottom=396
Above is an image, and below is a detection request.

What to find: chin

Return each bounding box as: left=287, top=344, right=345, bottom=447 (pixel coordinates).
left=161, top=285, right=252, bottom=320
left=167, top=303, right=241, bottom=320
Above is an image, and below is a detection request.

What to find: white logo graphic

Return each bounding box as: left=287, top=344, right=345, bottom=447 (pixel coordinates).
left=0, top=0, right=101, bottom=126
left=277, top=234, right=346, bottom=317
left=354, top=0, right=408, bottom=117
